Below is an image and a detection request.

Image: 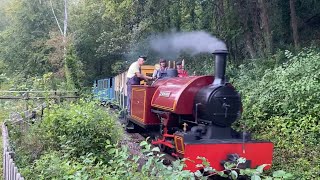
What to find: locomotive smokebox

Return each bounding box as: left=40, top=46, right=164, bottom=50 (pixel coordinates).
left=193, top=49, right=241, bottom=128
left=213, top=50, right=228, bottom=86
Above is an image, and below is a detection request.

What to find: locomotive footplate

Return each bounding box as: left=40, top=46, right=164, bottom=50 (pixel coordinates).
left=126, top=115, right=160, bottom=131
left=173, top=132, right=273, bottom=172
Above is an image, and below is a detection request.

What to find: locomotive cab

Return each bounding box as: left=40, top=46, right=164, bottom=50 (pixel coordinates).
left=156, top=68, right=179, bottom=80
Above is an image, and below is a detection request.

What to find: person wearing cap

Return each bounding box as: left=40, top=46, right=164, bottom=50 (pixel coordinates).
left=126, top=56, right=153, bottom=114
left=176, top=60, right=188, bottom=77
left=152, top=58, right=168, bottom=79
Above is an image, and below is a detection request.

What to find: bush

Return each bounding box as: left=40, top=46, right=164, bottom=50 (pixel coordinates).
left=20, top=141, right=195, bottom=180
left=7, top=99, right=123, bottom=169
left=232, top=48, right=320, bottom=178
left=39, top=99, right=123, bottom=160
left=21, top=152, right=116, bottom=180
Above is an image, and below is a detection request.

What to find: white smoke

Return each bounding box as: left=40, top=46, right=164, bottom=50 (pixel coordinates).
left=149, top=31, right=227, bottom=58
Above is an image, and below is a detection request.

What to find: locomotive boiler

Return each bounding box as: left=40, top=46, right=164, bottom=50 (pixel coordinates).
left=126, top=50, right=273, bottom=172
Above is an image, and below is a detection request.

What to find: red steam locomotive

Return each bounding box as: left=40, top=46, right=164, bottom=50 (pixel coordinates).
left=126, top=50, right=273, bottom=172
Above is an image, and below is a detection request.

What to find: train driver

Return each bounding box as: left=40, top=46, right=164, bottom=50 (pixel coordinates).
left=126, top=55, right=153, bottom=114
left=176, top=60, right=188, bottom=77
left=152, top=58, right=168, bottom=79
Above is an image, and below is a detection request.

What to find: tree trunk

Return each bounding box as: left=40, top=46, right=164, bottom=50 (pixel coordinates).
left=258, top=0, right=273, bottom=55
left=216, top=0, right=225, bottom=33
left=289, top=0, right=299, bottom=50
left=211, top=0, right=224, bottom=33
left=63, top=0, right=68, bottom=50
left=245, top=33, right=257, bottom=59
left=190, top=0, right=196, bottom=29
left=49, top=0, right=63, bottom=35
left=235, top=0, right=257, bottom=59
left=176, top=1, right=181, bottom=31
left=251, top=1, right=263, bottom=57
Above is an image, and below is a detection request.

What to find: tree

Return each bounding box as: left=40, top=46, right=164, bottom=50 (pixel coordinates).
left=289, top=0, right=299, bottom=50
left=0, top=0, right=56, bottom=76
left=258, top=0, right=273, bottom=55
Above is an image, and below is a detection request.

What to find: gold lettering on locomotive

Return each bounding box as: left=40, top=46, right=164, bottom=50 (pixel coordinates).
left=159, top=91, right=171, bottom=97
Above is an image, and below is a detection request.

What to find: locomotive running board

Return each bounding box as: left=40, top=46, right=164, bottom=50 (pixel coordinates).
left=126, top=115, right=160, bottom=131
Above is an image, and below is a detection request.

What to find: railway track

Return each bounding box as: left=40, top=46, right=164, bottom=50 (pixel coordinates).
left=111, top=109, right=177, bottom=167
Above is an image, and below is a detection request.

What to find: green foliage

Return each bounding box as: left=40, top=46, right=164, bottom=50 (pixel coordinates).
left=0, top=0, right=56, bottom=76
left=39, top=99, right=123, bottom=160
left=193, top=156, right=293, bottom=180
left=111, top=61, right=127, bottom=75
left=21, top=152, right=116, bottom=180
left=232, top=48, right=320, bottom=178
left=7, top=99, right=123, bottom=169
left=0, top=72, right=67, bottom=91
left=185, top=53, right=214, bottom=75
left=65, top=43, right=85, bottom=90
left=2, top=0, right=320, bottom=86
left=104, top=140, right=293, bottom=180
left=0, top=0, right=80, bottom=89
left=6, top=98, right=294, bottom=179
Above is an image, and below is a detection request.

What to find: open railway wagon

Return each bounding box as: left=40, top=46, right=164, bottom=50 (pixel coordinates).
left=93, top=78, right=115, bottom=103
left=93, top=65, right=155, bottom=109
left=125, top=50, right=274, bottom=172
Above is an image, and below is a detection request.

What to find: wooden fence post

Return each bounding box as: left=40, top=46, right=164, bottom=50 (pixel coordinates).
left=25, top=92, right=29, bottom=111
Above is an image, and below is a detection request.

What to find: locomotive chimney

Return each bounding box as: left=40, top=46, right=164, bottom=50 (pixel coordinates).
left=212, top=50, right=228, bottom=86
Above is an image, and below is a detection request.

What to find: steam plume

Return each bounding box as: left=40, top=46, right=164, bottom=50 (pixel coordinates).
left=149, top=31, right=227, bottom=58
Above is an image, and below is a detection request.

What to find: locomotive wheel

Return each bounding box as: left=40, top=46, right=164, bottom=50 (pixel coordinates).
left=153, top=135, right=168, bottom=152
left=124, top=115, right=136, bottom=133
left=125, top=122, right=136, bottom=133
left=158, top=143, right=166, bottom=152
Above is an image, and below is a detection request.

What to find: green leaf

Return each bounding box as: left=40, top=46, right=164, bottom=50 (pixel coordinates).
left=107, top=147, right=116, bottom=154
left=251, top=174, right=261, bottom=180
left=240, top=168, right=256, bottom=176
left=146, top=152, right=153, bottom=157
left=151, top=147, right=160, bottom=152
left=194, top=170, right=202, bottom=177
left=139, top=141, right=148, bottom=147
left=217, top=171, right=225, bottom=177
left=255, top=164, right=270, bottom=173
left=106, top=139, right=110, bottom=145
left=283, top=173, right=294, bottom=178
left=204, top=166, right=215, bottom=173
left=230, top=170, right=238, bottom=180
left=224, top=162, right=236, bottom=170
left=240, top=169, right=245, bottom=175
left=237, top=157, right=246, bottom=164
left=272, top=170, right=287, bottom=177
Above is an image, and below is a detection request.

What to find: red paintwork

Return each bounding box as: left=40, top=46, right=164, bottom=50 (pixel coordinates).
left=152, top=134, right=175, bottom=148
left=130, top=78, right=274, bottom=174
left=151, top=76, right=214, bottom=114
left=177, top=69, right=188, bottom=77
left=183, top=142, right=274, bottom=172
left=131, top=85, right=159, bottom=125
left=152, top=78, right=171, bottom=87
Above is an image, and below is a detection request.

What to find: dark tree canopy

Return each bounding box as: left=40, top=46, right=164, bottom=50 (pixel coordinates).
left=0, top=0, right=319, bottom=85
